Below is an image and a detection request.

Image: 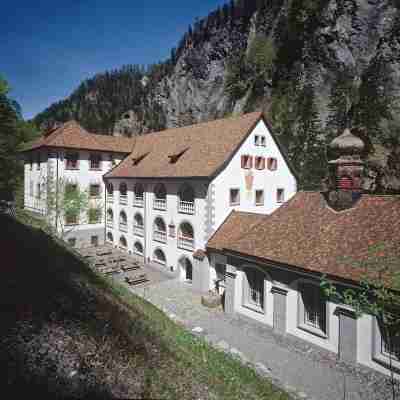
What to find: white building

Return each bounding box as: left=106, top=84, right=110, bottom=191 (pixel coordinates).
left=22, top=121, right=134, bottom=247
left=103, top=111, right=297, bottom=283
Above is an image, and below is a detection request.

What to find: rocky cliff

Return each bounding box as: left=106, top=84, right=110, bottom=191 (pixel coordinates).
left=34, top=0, right=400, bottom=192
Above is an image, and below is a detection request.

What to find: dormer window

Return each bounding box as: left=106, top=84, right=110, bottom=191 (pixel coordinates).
left=267, top=157, right=277, bottom=171
left=230, top=188, right=240, bottom=206
left=255, top=156, right=265, bottom=170
left=277, top=188, right=285, bottom=203
left=260, top=136, right=266, bottom=147
left=66, top=152, right=79, bottom=170
left=90, top=154, right=101, bottom=170
left=254, top=135, right=260, bottom=146
left=241, top=155, right=253, bottom=169
left=168, top=148, right=189, bottom=164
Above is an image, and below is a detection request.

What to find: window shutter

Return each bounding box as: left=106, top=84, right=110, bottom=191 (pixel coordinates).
left=261, top=157, right=266, bottom=170
left=249, top=156, right=253, bottom=169
left=241, top=155, right=245, bottom=168
left=273, top=158, right=277, bottom=170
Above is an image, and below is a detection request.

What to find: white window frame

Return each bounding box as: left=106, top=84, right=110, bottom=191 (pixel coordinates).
left=298, top=281, right=327, bottom=338
left=242, top=267, right=266, bottom=314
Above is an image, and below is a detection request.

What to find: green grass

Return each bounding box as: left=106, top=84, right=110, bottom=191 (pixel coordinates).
left=6, top=210, right=290, bottom=400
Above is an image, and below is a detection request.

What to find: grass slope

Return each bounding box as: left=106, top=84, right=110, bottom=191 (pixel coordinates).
left=0, top=211, right=290, bottom=399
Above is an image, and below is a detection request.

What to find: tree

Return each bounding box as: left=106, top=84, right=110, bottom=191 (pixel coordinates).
left=321, top=243, right=400, bottom=400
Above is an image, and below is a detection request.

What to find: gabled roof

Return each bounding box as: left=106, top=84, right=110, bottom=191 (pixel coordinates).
left=208, top=192, right=400, bottom=286
left=21, top=121, right=135, bottom=154
left=104, top=112, right=267, bottom=179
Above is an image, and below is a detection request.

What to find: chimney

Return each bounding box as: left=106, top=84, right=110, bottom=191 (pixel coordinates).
left=324, top=128, right=365, bottom=211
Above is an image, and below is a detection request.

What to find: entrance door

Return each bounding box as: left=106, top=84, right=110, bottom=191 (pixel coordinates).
left=185, top=259, right=193, bottom=281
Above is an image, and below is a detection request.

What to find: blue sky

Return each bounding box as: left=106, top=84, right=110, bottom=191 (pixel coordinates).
left=2, top=0, right=227, bottom=120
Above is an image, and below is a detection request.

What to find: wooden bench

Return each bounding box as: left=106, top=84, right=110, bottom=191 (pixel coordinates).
left=96, top=250, right=113, bottom=256
left=125, top=274, right=148, bottom=286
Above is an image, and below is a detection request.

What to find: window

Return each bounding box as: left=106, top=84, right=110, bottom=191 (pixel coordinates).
left=241, top=155, right=253, bottom=169
left=373, top=318, right=400, bottom=367
left=255, top=156, right=265, bottom=170
left=153, top=217, right=167, bottom=243
left=66, top=152, right=79, bottom=170
left=134, top=183, right=144, bottom=206
left=134, top=213, right=144, bottom=236
left=91, top=235, right=99, bottom=247
left=134, top=241, right=144, bottom=255
left=90, top=154, right=101, bottom=170
left=178, top=222, right=194, bottom=251
left=254, top=135, right=260, bottom=146
left=107, top=183, right=114, bottom=202
left=230, top=188, right=240, bottom=206
left=106, top=209, right=113, bottom=227
left=153, top=183, right=167, bottom=210
left=255, top=190, right=264, bottom=206
left=267, top=157, right=277, bottom=171
left=298, top=282, right=326, bottom=336
left=119, top=182, right=128, bottom=205
left=243, top=268, right=265, bottom=313
left=215, top=263, right=226, bottom=294
left=178, top=184, right=195, bottom=214
left=119, top=210, right=128, bottom=232
left=106, top=232, right=114, bottom=243
left=153, top=248, right=166, bottom=265
left=36, top=183, right=41, bottom=199
left=277, top=188, right=285, bottom=203
left=68, top=238, right=76, bottom=247
left=260, top=136, right=266, bottom=147
left=89, top=184, right=100, bottom=198
left=119, top=235, right=127, bottom=248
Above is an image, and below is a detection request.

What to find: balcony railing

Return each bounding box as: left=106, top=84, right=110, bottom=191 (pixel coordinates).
left=178, top=200, right=195, bottom=214
left=106, top=220, right=114, bottom=228
left=119, top=222, right=128, bottom=232
left=178, top=236, right=194, bottom=251
left=153, top=229, right=167, bottom=243
left=133, top=225, right=144, bottom=237
left=119, top=194, right=128, bottom=205
left=107, top=194, right=114, bottom=203
left=153, top=198, right=167, bottom=210
left=133, top=196, right=144, bottom=207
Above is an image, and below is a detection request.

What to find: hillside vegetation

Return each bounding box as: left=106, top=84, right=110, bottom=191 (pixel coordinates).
left=33, top=0, right=400, bottom=192
left=0, top=212, right=289, bottom=400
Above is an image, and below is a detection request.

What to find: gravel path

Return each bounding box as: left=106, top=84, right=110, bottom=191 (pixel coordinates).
left=129, top=276, right=394, bottom=400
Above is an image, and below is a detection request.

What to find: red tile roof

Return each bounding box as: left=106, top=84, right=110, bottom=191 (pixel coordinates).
left=22, top=121, right=135, bottom=154
left=208, top=192, right=400, bottom=286
left=104, top=112, right=264, bottom=179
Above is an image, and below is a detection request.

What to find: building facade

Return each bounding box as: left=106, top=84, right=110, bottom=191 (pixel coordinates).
left=206, top=129, right=400, bottom=377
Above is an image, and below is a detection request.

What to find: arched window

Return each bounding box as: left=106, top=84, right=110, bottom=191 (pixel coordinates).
left=133, top=213, right=144, bottom=236
left=134, top=241, right=144, bottom=255
left=134, top=183, right=144, bottom=207
left=243, top=267, right=265, bottom=312
left=153, top=183, right=167, bottom=210
left=119, top=182, right=128, bottom=205
left=153, top=248, right=166, bottom=265
left=179, top=256, right=193, bottom=282
left=178, top=184, right=195, bottom=214
left=106, top=231, right=113, bottom=243
left=119, top=235, right=127, bottom=248
left=106, top=209, right=113, bottom=227
left=119, top=210, right=128, bottom=232
left=106, top=183, right=114, bottom=203
left=178, top=221, right=194, bottom=250
left=153, top=217, right=167, bottom=243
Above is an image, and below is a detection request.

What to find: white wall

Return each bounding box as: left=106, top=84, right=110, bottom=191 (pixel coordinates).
left=211, top=119, right=297, bottom=232
left=105, top=178, right=208, bottom=277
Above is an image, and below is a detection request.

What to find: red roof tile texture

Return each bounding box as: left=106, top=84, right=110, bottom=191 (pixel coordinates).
left=208, top=192, right=400, bottom=285
left=23, top=121, right=135, bottom=153
left=104, top=112, right=263, bottom=179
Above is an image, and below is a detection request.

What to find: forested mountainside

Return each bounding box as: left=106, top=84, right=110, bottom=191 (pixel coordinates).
left=34, top=0, right=400, bottom=192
